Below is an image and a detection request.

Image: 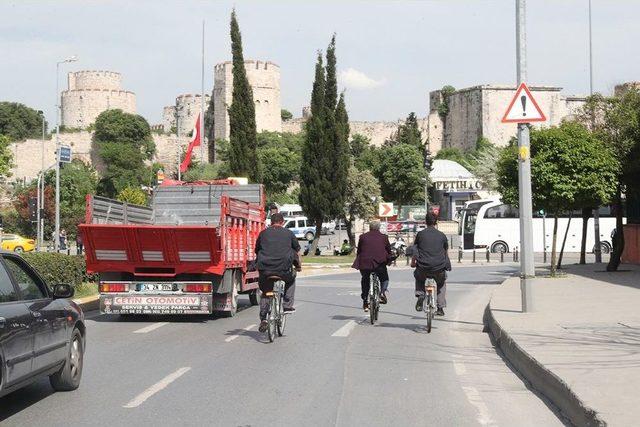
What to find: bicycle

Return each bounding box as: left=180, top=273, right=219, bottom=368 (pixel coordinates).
left=424, top=278, right=437, bottom=333
left=264, top=276, right=287, bottom=342
left=368, top=272, right=380, bottom=325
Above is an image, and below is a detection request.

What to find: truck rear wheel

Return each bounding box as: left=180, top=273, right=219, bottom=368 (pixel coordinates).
left=220, top=271, right=240, bottom=317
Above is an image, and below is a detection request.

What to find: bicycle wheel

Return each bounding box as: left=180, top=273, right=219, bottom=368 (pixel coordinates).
left=267, top=297, right=277, bottom=342
left=277, top=293, right=287, bottom=336
left=425, top=294, right=433, bottom=333
left=369, top=274, right=379, bottom=325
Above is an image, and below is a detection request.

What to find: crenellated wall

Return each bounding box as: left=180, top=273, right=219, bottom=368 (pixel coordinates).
left=161, top=94, right=211, bottom=136
left=61, top=70, right=136, bottom=129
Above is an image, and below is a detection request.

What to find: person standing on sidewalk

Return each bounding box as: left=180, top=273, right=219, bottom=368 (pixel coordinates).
left=412, top=212, right=450, bottom=316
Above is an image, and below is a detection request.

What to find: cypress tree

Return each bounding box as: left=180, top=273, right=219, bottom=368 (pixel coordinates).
left=204, top=91, right=215, bottom=162
left=228, top=9, right=258, bottom=180
left=333, top=92, right=350, bottom=217
left=395, top=112, right=423, bottom=148
left=300, top=53, right=332, bottom=252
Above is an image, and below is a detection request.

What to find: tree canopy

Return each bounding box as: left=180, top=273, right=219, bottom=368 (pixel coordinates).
left=0, top=102, right=47, bottom=141
left=378, top=144, right=426, bottom=209
left=0, top=135, right=14, bottom=179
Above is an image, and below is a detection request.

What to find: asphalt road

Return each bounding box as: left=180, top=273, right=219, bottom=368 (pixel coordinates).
left=0, top=266, right=566, bottom=426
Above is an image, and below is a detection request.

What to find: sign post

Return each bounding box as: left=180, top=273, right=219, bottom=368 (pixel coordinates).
left=502, top=1, right=542, bottom=313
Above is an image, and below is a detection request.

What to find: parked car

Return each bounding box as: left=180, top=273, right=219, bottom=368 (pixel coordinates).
left=283, top=216, right=317, bottom=241
left=1, top=234, right=36, bottom=253
left=0, top=252, right=85, bottom=398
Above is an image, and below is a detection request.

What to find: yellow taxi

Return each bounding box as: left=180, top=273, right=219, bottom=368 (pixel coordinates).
left=1, top=234, right=36, bottom=253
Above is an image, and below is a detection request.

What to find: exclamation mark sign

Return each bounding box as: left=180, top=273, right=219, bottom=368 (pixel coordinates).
left=521, top=95, right=527, bottom=117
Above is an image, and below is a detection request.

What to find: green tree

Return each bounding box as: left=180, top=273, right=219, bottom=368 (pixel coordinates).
left=0, top=102, right=47, bottom=141
left=204, top=91, right=216, bottom=162
left=437, top=85, right=456, bottom=119
left=497, top=122, right=618, bottom=274
left=281, top=109, right=293, bottom=121
left=331, top=91, right=350, bottom=218
left=465, top=138, right=503, bottom=191
left=117, top=186, right=148, bottom=206
left=183, top=163, right=222, bottom=182
left=344, top=166, right=380, bottom=249
left=228, top=9, right=258, bottom=181
left=299, top=52, right=332, bottom=254
left=0, top=135, right=14, bottom=179
left=93, top=109, right=155, bottom=197
left=392, top=112, right=423, bottom=148
left=350, top=133, right=370, bottom=159
left=579, top=90, right=640, bottom=270
left=378, top=144, right=426, bottom=211
left=258, top=146, right=300, bottom=195
left=434, top=147, right=468, bottom=165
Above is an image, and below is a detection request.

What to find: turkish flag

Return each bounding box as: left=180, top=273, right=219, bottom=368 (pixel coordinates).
left=179, top=113, right=201, bottom=173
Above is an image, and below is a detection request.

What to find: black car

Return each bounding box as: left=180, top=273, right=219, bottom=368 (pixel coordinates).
left=0, top=252, right=85, bottom=398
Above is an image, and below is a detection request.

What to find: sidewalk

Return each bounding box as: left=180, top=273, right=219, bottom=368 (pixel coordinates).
left=485, top=263, right=640, bottom=426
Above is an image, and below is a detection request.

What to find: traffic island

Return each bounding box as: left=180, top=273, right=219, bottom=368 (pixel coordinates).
left=485, top=264, right=640, bottom=426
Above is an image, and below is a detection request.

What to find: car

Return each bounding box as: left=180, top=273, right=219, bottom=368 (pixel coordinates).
left=1, top=234, right=36, bottom=253
left=283, top=216, right=317, bottom=241
left=0, top=251, right=85, bottom=398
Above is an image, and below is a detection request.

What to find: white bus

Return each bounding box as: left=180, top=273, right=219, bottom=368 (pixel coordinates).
left=458, top=199, right=621, bottom=254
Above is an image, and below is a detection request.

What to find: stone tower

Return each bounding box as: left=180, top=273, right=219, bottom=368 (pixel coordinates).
left=61, top=70, right=136, bottom=128
left=213, top=60, right=281, bottom=140
left=162, top=94, right=211, bottom=136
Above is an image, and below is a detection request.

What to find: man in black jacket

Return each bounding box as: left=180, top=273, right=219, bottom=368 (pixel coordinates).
left=255, top=213, right=301, bottom=332
left=412, top=212, right=450, bottom=316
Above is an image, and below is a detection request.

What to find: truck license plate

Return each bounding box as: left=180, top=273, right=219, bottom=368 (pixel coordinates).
left=137, top=283, right=174, bottom=292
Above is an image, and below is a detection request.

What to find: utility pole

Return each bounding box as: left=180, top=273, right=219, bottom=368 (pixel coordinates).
left=176, top=107, right=182, bottom=181
left=589, top=0, right=602, bottom=263
left=55, top=55, right=77, bottom=252
left=200, top=20, right=206, bottom=163
left=516, top=0, right=535, bottom=312
left=37, top=111, right=45, bottom=252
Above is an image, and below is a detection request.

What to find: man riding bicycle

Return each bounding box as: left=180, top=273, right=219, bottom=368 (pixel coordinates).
left=255, top=213, right=302, bottom=332
left=352, top=220, right=392, bottom=312
left=412, top=212, right=450, bottom=316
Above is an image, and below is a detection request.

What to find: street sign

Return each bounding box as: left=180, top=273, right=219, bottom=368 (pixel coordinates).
left=378, top=202, right=394, bottom=218
left=59, top=146, right=72, bottom=163
left=501, top=82, right=546, bottom=124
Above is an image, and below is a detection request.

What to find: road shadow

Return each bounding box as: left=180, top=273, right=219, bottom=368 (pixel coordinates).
left=375, top=321, right=437, bottom=333
left=0, top=378, right=55, bottom=422
left=224, top=327, right=263, bottom=343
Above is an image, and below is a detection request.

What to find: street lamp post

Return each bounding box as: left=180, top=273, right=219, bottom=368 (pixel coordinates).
left=37, top=110, right=45, bottom=251
left=54, top=56, right=77, bottom=252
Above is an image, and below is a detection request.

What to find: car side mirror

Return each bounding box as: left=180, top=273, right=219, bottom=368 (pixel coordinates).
left=53, top=283, right=74, bottom=299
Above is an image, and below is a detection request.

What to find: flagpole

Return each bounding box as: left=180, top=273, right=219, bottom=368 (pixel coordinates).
left=200, top=20, right=205, bottom=163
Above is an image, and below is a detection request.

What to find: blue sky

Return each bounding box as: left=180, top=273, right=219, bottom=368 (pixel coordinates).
left=1, top=0, right=639, bottom=126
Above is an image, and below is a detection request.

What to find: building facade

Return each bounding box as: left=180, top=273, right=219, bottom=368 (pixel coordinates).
left=61, top=70, right=136, bottom=129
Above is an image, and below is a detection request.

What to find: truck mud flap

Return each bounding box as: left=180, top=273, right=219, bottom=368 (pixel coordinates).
left=100, top=294, right=212, bottom=315
left=212, top=292, right=234, bottom=312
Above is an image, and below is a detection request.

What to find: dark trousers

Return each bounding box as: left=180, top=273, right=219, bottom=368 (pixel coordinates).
left=258, top=270, right=296, bottom=320
left=360, top=264, right=389, bottom=302
left=414, top=267, right=447, bottom=308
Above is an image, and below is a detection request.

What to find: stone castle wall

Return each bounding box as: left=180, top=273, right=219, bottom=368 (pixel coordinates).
left=213, top=60, right=281, bottom=140
left=61, top=70, right=136, bottom=129
left=162, top=94, right=211, bottom=136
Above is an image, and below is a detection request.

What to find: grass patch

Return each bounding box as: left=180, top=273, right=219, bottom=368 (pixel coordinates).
left=303, top=255, right=355, bottom=265
left=74, top=282, right=98, bottom=298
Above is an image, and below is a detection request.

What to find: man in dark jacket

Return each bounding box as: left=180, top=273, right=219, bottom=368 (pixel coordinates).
left=412, top=212, right=450, bottom=316
left=255, top=213, right=301, bottom=332
left=352, top=220, right=392, bottom=311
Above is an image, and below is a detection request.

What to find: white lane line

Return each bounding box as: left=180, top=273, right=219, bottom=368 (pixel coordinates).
left=453, top=359, right=467, bottom=375
left=123, top=367, right=191, bottom=408
left=461, top=386, right=497, bottom=426
left=133, top=322, right=169, bottom=334
left=225, top=324, right=257, bottom=342
left=332, top=320, right=357, bottom=337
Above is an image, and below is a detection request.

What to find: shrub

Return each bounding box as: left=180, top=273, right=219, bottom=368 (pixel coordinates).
left=22, top=252, right=97, bottom=289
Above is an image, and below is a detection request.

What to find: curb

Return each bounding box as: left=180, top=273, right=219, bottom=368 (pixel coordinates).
left=483, top=296, right=606, bottom=427
left=73, top=295, right=100, bottom=313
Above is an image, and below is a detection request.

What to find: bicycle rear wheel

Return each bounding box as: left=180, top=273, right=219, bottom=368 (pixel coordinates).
left=425, top=294, right=433, bottom=333
left=369, top=274, right=379, bottom=325
left=268, top=297, right=277, bottom=342
left=277, top=293, right=286, bottom=336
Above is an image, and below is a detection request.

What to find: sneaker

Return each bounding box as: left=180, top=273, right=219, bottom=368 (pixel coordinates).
left=379, top=293, right=388, bottom=304
left=436, top=307, right=445, bottom=316
left=363, top=302, right=369, bottom=312
left=283, top=307, right=296, bottom=313
left=258, top=320, right=268, bottom=332
left=415, top=296, right=424, bottom=312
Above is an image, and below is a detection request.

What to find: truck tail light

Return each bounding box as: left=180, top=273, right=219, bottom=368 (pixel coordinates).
left=99, top=283, right=129, bottom=293
left=184, top=283, right=212, bottom=293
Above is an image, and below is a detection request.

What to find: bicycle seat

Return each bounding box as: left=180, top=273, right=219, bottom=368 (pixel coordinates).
left=267, top=275, right=283, bottom=281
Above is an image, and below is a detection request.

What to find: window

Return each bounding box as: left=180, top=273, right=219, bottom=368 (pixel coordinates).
left=1, top=234, right=16, bottom=241
left=0, top=265, right=18, bottom=303
left=3, top=257, right=46, bottom=300
left=297, top=220, right=306, bottom=228
left=484, top=204, right=519, bottom=218
left=285, top=221, right=295, bottom=229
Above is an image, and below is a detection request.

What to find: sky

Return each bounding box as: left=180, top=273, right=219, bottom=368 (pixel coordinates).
left=1, top=0, right=639, bottom=127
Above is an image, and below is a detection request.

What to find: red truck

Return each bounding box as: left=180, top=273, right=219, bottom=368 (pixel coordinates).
left=79, top=180, right=265, bottom=317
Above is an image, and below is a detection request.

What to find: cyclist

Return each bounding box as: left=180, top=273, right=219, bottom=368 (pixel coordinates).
left=352, top=220, right=392, bottom=312
left=255, top=212, right=302, bottom=332
left=412, top=212, right=450, bottom=316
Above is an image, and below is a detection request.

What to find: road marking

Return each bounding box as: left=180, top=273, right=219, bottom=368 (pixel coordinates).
left=123, top=367, right=191, bottom=408
left=133, top=322, right=168, bottom=334
left=453, top=359, right=467, bottom=375
left=225, top=324, right=257, bottom=342
left=332, top=320, right=357, bottom=337
left=461, top=386, right=496, bottom=426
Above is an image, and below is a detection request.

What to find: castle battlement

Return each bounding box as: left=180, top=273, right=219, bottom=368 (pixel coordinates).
left=214, top=60, right=280, bottom=73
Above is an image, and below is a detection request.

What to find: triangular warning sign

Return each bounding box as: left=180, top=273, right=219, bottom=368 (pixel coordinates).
left=501, top=82, right=547, bottom=123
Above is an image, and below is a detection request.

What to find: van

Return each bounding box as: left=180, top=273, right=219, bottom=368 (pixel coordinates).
left=283, top=216, right=316, bottom=241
